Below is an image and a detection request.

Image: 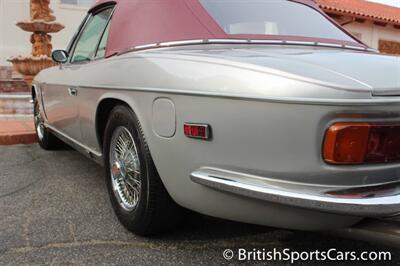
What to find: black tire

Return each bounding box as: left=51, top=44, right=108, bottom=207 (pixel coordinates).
left=103, top=105, right=183, bottom=236
left=33, top=98, right=64, bottom=150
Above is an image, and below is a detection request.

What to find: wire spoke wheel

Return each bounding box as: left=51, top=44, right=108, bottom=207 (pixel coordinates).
left=109, top=126, right=141, bottom=211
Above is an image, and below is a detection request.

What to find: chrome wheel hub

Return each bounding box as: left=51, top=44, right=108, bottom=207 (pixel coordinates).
left=34, top=102, right=45, bottom=141
left=109, top=126, right=141, bottom=211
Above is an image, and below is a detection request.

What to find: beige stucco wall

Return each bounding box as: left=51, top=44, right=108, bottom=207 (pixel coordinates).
left=0, top=0, right=90, bottom=66
left=343, top=21, right=400, bottom=49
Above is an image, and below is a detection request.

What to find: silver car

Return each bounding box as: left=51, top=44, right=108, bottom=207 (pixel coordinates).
left=33, top=0, right=400, bottom=235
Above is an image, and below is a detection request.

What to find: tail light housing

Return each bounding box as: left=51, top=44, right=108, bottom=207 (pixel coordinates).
left=323, top=122, right=400, bottom=165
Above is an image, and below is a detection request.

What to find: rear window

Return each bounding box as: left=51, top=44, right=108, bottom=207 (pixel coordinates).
left=200, top=0, right=355, bottom=42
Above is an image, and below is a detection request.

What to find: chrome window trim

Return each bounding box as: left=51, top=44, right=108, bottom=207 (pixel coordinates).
left=66, top=13, right=91, bottom=57
left=160, top=39, right=205, bottom=46
left=66, top=13, right=92, bottom=65
left=118, top=39, right=375, bottom=56
left=285, top=40, right=316, bottom=45
left=206, top=39, right=249, bottom=44
left=367, top=48, right=379, bottom=52
left=250, top=39, right=287, bottom=44
left=315, top=42, right=343, bottom=48
left=68, top=5, right=115, bottom=65
left=344, top=45, right=367, bottom=51
left=134, top=43, right=159, bottom=50
left=93, top=6, right=116, bottom=59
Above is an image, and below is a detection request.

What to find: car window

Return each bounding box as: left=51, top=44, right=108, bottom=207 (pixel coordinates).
left=71, top=8, right=113, bottom=63
left=200, top=0, right=355, bottom=42
left=95, top=21, right=111, bottom=59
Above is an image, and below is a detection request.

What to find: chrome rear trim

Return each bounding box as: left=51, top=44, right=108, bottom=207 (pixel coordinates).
left=190, top=167, right=400, bottom=216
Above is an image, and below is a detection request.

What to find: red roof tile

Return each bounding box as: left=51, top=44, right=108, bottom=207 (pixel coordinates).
left=317, top=0, right=400, bottom=25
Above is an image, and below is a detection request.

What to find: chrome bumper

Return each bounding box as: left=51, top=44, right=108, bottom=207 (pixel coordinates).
left=190, top=168, right=400, bottom=217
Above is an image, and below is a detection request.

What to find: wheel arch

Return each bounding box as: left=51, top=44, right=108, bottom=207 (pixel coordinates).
left=95, top=95, right=147, bottom=152
left=96, top=95, right=178, bottom=198
left=96, top=97, right=129, bottom=151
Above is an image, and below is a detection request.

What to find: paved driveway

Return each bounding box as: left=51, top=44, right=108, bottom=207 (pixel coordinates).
left=0, top=145, right=399, bottom=265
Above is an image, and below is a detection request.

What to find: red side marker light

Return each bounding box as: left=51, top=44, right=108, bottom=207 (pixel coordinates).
left=184, top=123, right=210, bottom=140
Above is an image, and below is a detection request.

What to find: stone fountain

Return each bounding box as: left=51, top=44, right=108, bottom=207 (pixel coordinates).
left=8, top=0, right=64, bottom=88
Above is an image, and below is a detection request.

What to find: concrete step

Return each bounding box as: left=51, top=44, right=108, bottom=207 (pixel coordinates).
left=0, top=93, right=33, bottom=116
left=0, top=80, right=29, bottom=93
left=0, top=119, right=37, bottom=145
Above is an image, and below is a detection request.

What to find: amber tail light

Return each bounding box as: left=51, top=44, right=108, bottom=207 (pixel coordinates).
left=323, top=122, right=400, bottom=165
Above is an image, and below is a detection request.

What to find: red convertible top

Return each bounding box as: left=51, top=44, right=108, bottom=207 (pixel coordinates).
left=92, top=0, right=364, bottom=57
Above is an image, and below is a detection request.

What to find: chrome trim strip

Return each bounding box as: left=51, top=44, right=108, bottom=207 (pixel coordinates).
left=317, top=42, right=344, bottom=48
left=207, top=39, right=249, bottom=44
left=134, top=43, right=159, bottom=50
left=367, top=48, right=379, bottom=53
left=45, top=123, right=102, bottom=158
left=118, top=39, right=372, bottom=55
left=190, top=167, right=400, bottom=216
left=285, top=40, right=316, bottom=45
left=160, top=39, right=204, bottom=46
left=249, top=39, right=287, bottom=44
left=345, top=45, right=366, bottom=51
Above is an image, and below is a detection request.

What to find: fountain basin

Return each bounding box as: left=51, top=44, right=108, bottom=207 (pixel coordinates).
left=8, top=55, right=57, bottom=87
left=17, top=20, right=64, bottom=33
left=8, top=55, right=56, bottom=76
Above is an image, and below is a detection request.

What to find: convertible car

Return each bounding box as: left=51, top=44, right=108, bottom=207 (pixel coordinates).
left=33, top=0, right=400, bottom=235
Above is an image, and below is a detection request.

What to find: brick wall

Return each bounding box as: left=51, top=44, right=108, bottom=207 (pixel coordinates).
left=0, top=66, right=29, bottom=93
left=379, top=40, right=400, bottom=55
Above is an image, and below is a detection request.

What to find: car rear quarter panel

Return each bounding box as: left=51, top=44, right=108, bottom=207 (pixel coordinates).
left=36, top=51, right=400, bottom=229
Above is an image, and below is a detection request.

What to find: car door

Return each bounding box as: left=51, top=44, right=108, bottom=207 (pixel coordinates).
left=78, top=18, right=113, bottom=152
left=42, top=7, right=114, bottom=143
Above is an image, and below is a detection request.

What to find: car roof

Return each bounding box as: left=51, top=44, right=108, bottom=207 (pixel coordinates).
left=89, top=0, right=364, bottom=57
